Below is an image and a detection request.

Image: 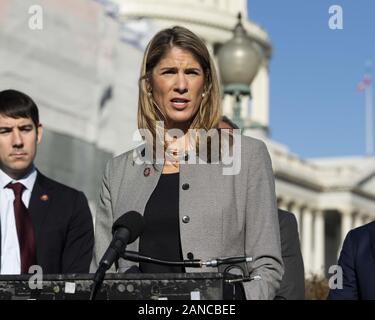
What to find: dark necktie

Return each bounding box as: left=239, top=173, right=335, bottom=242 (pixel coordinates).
left=6, top=182, right=37, bottom=274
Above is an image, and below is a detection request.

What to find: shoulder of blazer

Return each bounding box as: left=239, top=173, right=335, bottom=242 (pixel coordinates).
left=366, top=220, right=375, bottom=234
left=239, top=135, right=272, bottom=176
left=110, top=143, right=146, bottom=169
left=278, top=209, right=298, bottom=231
left=33, top=171, right=91, bottom=210
left=349, top=221, right=375, bottom=252
left=348, top=221, right=375, bottom=242
left=35, top=170, right=83, bottom=196
left=340, top=222, right=375, bottom=262
left=240, top=135, right=269, bottom=157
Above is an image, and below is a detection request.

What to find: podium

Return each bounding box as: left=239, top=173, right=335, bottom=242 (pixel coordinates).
left=0, top=273, right=238, bottom=300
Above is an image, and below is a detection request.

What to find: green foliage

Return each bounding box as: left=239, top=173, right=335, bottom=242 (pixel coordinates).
left=305, top=274, right=330, bottom=300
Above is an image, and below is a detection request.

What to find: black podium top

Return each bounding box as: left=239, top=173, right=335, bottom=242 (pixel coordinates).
left=0, top=272, right=238, bottom=300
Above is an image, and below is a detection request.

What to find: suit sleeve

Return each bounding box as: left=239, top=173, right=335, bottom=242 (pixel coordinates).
left=276, top=213, right=305, bottom=300
left=90, top=160, right=115, bottom=273
left=327, top=230, right=358, bottom=300
left=61, top=191, right=94, bottom=273
left=243, top=141, right=284, bottom=300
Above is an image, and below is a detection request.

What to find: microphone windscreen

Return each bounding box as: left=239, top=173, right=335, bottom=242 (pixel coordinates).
left=112, top=211, right=144, bottom=243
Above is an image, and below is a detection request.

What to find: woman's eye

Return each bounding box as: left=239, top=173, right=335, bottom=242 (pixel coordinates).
left=186, top=70, right=201, bottom=75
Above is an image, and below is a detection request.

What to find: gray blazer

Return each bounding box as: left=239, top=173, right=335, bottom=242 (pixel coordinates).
left=91, top=134, right=284, bottom=300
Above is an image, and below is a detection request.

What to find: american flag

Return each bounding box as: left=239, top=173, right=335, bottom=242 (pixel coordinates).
left=357, top=74, right=372, bottom=92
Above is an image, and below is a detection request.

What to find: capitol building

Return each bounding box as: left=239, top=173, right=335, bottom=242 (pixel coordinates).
left=1, top=0, right=374, bottom=278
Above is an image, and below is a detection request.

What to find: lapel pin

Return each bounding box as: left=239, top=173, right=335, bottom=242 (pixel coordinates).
left=143, top=167, right=151, bottom=177
left=40, top=194, right=49, bottom=201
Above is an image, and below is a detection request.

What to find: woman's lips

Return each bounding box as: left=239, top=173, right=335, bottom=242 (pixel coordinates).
left=170, top=98, right=190, bottom=109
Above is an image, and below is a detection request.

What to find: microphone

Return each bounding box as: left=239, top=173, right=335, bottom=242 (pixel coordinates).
left=91, top=211, right=144, bottom=300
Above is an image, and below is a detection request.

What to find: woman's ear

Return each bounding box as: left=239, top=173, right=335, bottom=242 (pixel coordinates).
left=145, top=78, right=153, bottom=94
left=203, top=84, right=211, bottom=96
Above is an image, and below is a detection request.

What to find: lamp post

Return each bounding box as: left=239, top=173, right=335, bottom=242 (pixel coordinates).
left=217, top=13, right=263, bottom=129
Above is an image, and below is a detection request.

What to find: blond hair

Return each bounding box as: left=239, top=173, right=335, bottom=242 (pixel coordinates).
left=138, top=26, right=222, bottom=145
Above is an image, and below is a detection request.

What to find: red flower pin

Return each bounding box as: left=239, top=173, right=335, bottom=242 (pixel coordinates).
left=143, top=168, right=151, bottom=177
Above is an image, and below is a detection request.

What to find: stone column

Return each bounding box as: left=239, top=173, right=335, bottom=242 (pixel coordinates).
left=250, top=61, right=269, bottom=130
left=278, top=198, right=288, bottom=211
left=341, top=210, right=353, bottom=245
left=353, top=212, right=364, bottom=228
left=302, top=207, right=313, bottom=276
left=313, top=210, right=325, bottom=276
left=288, top=202, right=301, bottom=236
left=366, top=216, right=374, bottom=224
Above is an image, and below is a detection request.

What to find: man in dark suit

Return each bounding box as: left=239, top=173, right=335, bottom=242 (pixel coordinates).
left=0, top=89, right=94, bottom=275
left=276, top=209, right=305, bottom=300
left=327, top=221, right=375, bottom=300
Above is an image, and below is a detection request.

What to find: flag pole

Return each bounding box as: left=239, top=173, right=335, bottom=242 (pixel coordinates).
left=366, top=80, right=373, bottom=155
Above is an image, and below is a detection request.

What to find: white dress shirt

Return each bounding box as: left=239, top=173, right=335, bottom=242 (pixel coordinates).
left=0, top=167, right=37, bottom=274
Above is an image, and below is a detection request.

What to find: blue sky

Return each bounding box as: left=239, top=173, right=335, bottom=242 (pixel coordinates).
left=247, top=0, right=375, bottom=159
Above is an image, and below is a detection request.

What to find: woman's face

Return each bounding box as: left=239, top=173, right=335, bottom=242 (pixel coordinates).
left=151, top=46, right=205, bottom=130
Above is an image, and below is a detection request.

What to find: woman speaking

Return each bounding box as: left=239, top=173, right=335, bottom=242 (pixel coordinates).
left=92, top=26, right=283, bottom=300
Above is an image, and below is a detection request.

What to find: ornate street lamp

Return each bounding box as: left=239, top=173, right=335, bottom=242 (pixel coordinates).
left=217, top=13, right=263, bottom=129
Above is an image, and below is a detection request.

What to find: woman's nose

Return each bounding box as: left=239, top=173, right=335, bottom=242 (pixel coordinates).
left=174, top=73, right=188, bottom=94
